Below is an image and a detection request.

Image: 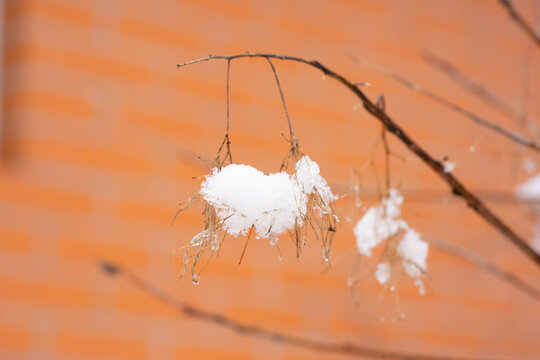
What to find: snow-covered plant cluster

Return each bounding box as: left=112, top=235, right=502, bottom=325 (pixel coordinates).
left=177, top=154, right=339, bottom=284
left=352, top=189, right=429, bottom=295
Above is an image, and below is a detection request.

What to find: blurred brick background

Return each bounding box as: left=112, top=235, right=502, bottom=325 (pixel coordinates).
left=0, top=0, right=539, bottom=359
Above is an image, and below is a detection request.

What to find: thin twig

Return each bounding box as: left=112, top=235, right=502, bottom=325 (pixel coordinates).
left=217, top=59, right=233, bottom=167
left=226, top=59, right=231, bottom=136
left=238, top=225, right=253, bottom=264
left=427, top=236, right=540, bottom=302
left=350, top=56, right=540, bottom=152
left=177, top=52, right=540, bottom=267
left=100, top=260, right=493, bottom=360
left=377, top=95, right=391, bottom=192
left=225, top=59, right=232, bottom=163
left=381, top=127, right=391, bottom=193
left=498, top=0, right=540, bottom=47
left=265, top=56, right=297, bottom=146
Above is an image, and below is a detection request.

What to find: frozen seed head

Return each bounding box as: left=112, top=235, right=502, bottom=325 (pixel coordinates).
left=352, top=189, right=429, bottom=295
left=200, top=155, right=337, bottom=240
left=178, top=155, right=338, bottom=283
left=354, top=189, right=407, bottom=256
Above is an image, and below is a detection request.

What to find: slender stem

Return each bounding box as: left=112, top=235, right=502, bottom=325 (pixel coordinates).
left=225, top=59, right=232, bottom=164
left=217, top=59, right=233, bottom=166
left=381, top=126, right=391, bottom=193
left=265, top=56, right=297, bottom=145
left=377, top=95, right=391, bottom=192
left=100, top=261, right=488, bottom=360
left=226, top=59, right=231, bottom=136
left=238, top=225, right=253, bottom=265
left=177, top=52, right=540, bottom=268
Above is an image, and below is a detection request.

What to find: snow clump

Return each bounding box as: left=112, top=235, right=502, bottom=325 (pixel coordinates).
left=354, top=189, right=406, bottom=256
left=201, top=164, right=303, bottom=239
left=178, top=155, right=339, bottom=284
left=200, top=155, right=337, bottom=240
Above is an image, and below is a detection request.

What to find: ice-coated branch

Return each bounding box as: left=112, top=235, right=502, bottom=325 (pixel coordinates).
left=177, top=52, right=540, bottom=268
left=498, top=0, right=540, bottom=47
left=350, top=56, right=540, bottom=152
left=100, top=260, right=489, bottom=360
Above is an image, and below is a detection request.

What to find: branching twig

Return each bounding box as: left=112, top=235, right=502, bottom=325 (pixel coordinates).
left=498, top=0, right=540, bottom=47
left=100, top=260, right=494, bottom=360
left=427, top=237, right=540, bottom=302
left=350, top=56, right=540, bottom=152
left=177, top=52, right=540, bottom=268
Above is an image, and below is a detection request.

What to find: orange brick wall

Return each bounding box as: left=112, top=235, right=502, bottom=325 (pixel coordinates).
left=1, top=0, right=539, bottom=359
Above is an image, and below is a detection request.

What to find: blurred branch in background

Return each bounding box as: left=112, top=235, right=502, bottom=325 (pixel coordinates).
left=422, top=50, right=539, bottom=145
left=422, top=51, right=529, bottom=121
left=349, top=55, right=540, bottom=152
left=427, top=237, right=540, bottom=302
left=100, top=261, right=492, bottom=360
left=498, top=0, right=540, bottom=47
left=334, top=184, right=540, bottom=205
left=177, top=53, right=540, bottom=268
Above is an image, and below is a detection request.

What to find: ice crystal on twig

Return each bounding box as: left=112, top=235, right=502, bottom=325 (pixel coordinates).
left=443, top=161, right=456, bottom=173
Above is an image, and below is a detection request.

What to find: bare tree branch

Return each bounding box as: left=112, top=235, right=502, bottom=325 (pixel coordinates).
left=427, top=237, right=540, bottom=302
left=498, top=0, right=540, bottom=47
left=177, top=52, right=540, bottom=268
left=100, top=260, right=496, bottom=360
left=349, top=56, right=540, bottom=152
